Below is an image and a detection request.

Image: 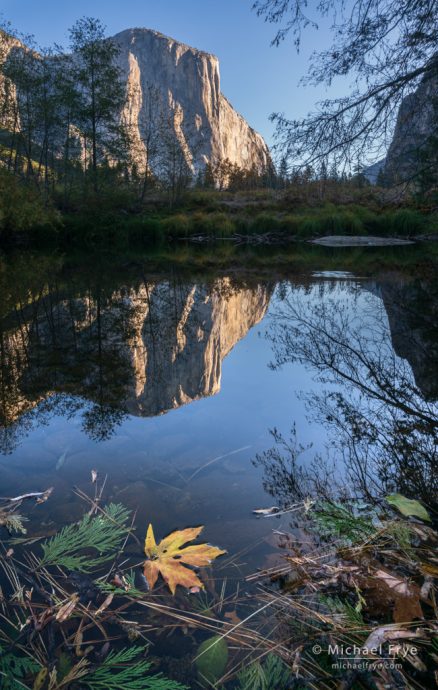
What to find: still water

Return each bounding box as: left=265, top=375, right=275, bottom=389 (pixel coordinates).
left=1, top=255, right=436, bottom=575
left=0, top=256, right=438, bottom=688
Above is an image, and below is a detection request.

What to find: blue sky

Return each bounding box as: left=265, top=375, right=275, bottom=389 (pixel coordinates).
left=0, top=0, right=348, bottom=146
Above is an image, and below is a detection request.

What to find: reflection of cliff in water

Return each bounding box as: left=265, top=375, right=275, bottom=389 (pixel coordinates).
left=378, top=277, right=438, bottom=401
left=261, top=275, right=438, bottom=514
left=0, top=278, right=272, bottom=434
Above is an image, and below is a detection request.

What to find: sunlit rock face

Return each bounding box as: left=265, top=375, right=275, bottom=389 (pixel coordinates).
left=113, top=28, right=271, bottom=175
left=0, top=280, right=272, bottom=425
left=0, top=28, right=271, bottom=177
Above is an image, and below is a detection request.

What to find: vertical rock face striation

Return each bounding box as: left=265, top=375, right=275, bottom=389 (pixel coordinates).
left=113, top=28, right=271, bottom=174
left=0, top=27, right=271, bottom=176
left=383, top=64, right=438, bottom=184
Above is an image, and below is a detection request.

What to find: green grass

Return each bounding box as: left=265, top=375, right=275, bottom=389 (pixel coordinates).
left=1, top=171, right=436, bottom=249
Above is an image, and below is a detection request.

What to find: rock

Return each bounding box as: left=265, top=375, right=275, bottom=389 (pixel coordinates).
left=384, top=60, right=438, bottom=184
left=0, top=28, right=272, bottom=180
left=309, top=235, right=415, bottom=247
left=114, top=28, right=271, bottom=175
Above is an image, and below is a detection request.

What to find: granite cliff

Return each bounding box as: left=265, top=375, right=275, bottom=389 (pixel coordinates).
left=114, top=28, right=271, bottom=175
left=383, top=64, right=438, bottom=184
left=0, top=27, right=271, bottom=177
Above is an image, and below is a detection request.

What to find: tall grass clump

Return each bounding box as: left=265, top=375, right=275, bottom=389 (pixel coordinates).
left=161, top=214, right=193, bottom=237
left=195, top=211, right=235, bottom=236
left=389, top=209, right=426, bottom=236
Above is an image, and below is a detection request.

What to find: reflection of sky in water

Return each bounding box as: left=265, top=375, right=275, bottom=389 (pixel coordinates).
left=0, top=278, right=421, bottom=570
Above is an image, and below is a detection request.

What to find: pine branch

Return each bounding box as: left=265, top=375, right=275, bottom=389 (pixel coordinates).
left=39, top=503, right=131, bottom=572
left=80, top=647, right=188, bottom=690
left=0, top=644, right=41, bottom=690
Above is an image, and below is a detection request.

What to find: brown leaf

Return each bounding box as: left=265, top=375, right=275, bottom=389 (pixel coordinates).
left=224, top=610, right=241, bottom=625
left=143, top=524, right=226, bottom=595
left=364, top=624, right=424, bottom=651
left=95, top=593, right=114, bottom=616
left=36, top=487, right=54, bottom=504
left=419, top=561, right=438, bottom=577
left=374, top=569, right=423, bottom=623
left=56, top=595, right=79, bottom=622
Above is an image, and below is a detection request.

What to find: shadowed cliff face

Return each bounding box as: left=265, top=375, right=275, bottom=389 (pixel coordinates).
left=378, top=277, right=438, bottom=401
left=384, top=64, right=438, bottom=184
left=0, top=278, right=272, bottom=437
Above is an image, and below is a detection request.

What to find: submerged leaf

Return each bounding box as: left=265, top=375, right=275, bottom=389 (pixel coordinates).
left=195, top=635, right=228, bottom=685
left=143, top=524, right=226, bottom=595
left=386, top=494, right=431, bottom=522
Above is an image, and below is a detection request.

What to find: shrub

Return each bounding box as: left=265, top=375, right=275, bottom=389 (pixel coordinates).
left=250, top=212, right=282, bottom=233
left=389, top=209, right=426, bottom=236
left=0, top=170, right=60, bottom=236
left=161, top=214, right=192, bottom=237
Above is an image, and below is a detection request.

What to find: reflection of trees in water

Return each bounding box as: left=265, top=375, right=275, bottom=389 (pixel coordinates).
left=0, top=258, right=142, bottom=451
left=259, top=280, right=438, bottom=513
left=0, top=255, right=271, bottom=452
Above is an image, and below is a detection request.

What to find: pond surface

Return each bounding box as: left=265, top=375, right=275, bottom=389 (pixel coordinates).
left=0, top=251, right=437, bottom=684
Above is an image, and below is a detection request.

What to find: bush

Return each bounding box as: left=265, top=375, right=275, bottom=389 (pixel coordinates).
left=0, top=170, right=60, bottom=237
left=190, top=211, right=235, bottom=236
left=250, top=212, right=282, bottom=233
left=161, top=213, right=192, bottom=236
left=389, top=209, right=426, bottom=236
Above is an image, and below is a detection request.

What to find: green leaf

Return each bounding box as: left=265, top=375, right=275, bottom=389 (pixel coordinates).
left=196, top=635, right=228, bottom=685
left=386, top=494, right=431, bottom=522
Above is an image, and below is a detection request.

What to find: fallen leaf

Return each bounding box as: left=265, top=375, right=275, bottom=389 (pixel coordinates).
left=365, top=570, right=423, bottom=623
left=224, top=610, right=241, bottom=625
left=56, top=452, right=68, bottom=471
left=33, top=668, right=48, bottom=690
left=195, top=635, right=228, bottom=685
left=143, top=524, right=226, bottom=595
left=91, top=470, right=98, bottom=484
left=364, top=624, right=424, bottom=651
left=419, top=561, right=438, bottom=577
left=386, top=494, right=431, bottom=522
left=56, top=595, right=79, bottom=622
left=252, top=506, right=280, bottom=516
left=374, top=569, right=412, bottom=596
left=36, top=487, right=54, bottom=504
left=111, top=573, right=130, bottom=591
left=95, top=593, right=114, bottom=616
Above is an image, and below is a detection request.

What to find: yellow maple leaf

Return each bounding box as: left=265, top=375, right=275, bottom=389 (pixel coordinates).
left=143, top=524, right=226, bottom=595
